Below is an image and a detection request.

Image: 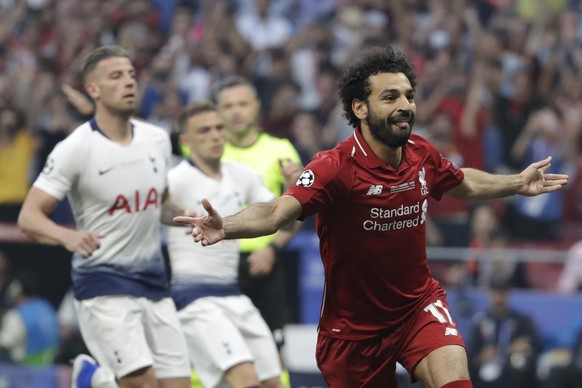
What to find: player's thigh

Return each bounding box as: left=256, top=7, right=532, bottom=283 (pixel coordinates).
left=316, top=334, right=398, bottom=388
left=178, top=298, right=254, bottom=388
left=75, top=296, right=155, bottom=379
left=413, top=345, right=469, bottom=388
left=222, top=296, right=282, bottom=382
left=141, top=297, right=191, bottom=380
left=399, top=296, right=469, bottom=387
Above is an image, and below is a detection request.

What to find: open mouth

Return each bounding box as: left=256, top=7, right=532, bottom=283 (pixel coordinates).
left=391, top=120, right=410, bottom=130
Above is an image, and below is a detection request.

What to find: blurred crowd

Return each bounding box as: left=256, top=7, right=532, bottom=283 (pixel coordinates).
left=2, top=0, right=582, bottom=277
left=1, top=0, right=582, bottom=240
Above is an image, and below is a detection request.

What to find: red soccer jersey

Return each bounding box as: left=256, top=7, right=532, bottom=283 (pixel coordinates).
left=286, top=130, right=464, bottom=340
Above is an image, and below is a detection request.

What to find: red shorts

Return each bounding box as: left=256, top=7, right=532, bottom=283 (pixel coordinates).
left=315, top=290, right=466, bottom=388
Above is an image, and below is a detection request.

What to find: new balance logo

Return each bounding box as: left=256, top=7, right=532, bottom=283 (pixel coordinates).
left=445, top=327, right=458, bottom=336
left=367, top=185, right=383, bottom=195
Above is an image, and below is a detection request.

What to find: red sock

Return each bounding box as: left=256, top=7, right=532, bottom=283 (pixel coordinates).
left=441, top=380, right=473, bottom=388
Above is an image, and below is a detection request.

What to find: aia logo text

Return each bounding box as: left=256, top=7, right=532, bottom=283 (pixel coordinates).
left=108, top=187, right=159, bottom=216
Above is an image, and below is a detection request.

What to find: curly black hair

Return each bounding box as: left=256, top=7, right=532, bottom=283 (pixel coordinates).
left=337, top=47, right=417, bottom=128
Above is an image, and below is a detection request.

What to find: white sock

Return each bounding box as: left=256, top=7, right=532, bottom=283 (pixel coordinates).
left=91, top=366, right=119, bottom=388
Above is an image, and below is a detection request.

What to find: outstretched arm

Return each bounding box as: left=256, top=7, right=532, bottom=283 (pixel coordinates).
left=173, top=195, right=303, bottom=246
left=447, top=156, right=568, bottom=201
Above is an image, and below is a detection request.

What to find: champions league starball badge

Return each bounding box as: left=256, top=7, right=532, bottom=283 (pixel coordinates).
left=296, top=169, right=315, bottom=187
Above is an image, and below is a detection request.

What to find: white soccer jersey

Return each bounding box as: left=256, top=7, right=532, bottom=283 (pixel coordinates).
left=33, top=118, right=172, bottom=300
left=166, top=159, right=274, bottom=309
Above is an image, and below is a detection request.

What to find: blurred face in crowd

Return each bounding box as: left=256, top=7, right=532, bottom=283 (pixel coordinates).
left=216, top=85, right=260, bottom=136
left=181, top=110, right=226, bottom=165
left=85, top=56, right=137, bottom=116
left=489, top=288, right=509, bottom=317
left=358, top=72, right=416, bottom=148
left=0, top=108, right=18, bottom=137
left=471, top=205, right=498, bottom=240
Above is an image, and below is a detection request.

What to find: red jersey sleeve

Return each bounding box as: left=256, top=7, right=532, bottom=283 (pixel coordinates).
left=285, top=149, right=353, bottom=218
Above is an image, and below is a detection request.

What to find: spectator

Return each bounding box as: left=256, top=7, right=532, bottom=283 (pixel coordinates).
left=260, top=79, right=301, bottom=141
left=0, top=106, right=36, bottom=222
left=0, top=250, right=14, bottom=317
left=468, top=277, right=543, bottom=388
left=491, top=68, right=544, bottom=172
left=235, top=0, right=293, bottom=52
left=425, top=110, right=472, bottom=247
left=0, top=272, right=60, bottom=366
left=543, top=319, right=582, bottom=388
left=53, top=289, right=88, bottom=365
left=557, top=240, right=582, bottom=293
left=289, top=109, right=323, bottom=166
left=504, top=106, right=567, bottom=241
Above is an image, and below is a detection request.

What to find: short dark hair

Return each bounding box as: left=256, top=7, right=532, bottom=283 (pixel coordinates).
left=178, top=100, right=218, bottom=132
left=81, top=45, right=131, bottom=82
left=337, top=46, right=417, bottom=128
left=214, top=75, right=257, bottom=101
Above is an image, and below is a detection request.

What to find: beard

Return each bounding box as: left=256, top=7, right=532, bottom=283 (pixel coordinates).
left=366, top=105, right=414, bottom=148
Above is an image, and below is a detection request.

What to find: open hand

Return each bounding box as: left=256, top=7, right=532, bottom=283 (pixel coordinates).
left=518, top=156, right=569, bottom=196
left=173, top=199, right=225, bottom=246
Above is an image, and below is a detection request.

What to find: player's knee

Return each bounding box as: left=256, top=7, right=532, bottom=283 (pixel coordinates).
left=224, top=362, right=259, bottom=388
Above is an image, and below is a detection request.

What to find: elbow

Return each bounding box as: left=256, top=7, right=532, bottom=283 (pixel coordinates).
left=17, top=212, right=28, bottom=234
left=266, top=225, right=281, bottom=235
left=17, top=210, right=35, bottom=240
left=266, top=218, right=285, bottom=235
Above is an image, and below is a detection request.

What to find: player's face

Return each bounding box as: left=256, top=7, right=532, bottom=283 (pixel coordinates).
left=364, top=72, right=416, bottom=148
left=85, top=57, right=137, bottom=116
left=216, top=85, right=260, bottom=135
left=181, top=111, right=226, bottom=163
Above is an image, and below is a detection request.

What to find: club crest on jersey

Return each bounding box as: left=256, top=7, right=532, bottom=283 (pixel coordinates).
left=296, top=169, right=315, bottom=187
left=148, top=155, right=158, bottom=173
left=42, top=157, right=54, bottom=176
left=419, top=167, right=429, bottom=195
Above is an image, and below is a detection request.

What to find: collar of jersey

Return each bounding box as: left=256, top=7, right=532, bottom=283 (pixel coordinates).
left=352, top=128, right=413, bottom=173
left=90, top=118, right=135, bottom=140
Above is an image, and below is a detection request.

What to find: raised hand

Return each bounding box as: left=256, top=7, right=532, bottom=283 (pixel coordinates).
left=173, top=199, right=225, bottom=246
left=517, top=156, right=569, bottom=196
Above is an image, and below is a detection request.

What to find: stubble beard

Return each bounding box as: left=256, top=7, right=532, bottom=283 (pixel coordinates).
left=106, top=103, right=136, bottom=119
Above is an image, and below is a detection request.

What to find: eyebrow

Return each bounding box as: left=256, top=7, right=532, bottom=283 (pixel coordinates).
left=108, top=68, right=135, bottom=76
left=379, top=88, right=414, bottom=95
left=378, top=88, right=415, bottom=99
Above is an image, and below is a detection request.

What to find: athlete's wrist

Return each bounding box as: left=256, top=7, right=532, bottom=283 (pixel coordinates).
left=269, top=242, right=284, bottom=256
